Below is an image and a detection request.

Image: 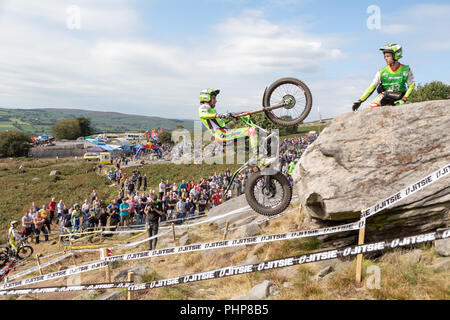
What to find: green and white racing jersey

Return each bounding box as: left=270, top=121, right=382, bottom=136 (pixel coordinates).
left=360, top=64, right=415, bottom=102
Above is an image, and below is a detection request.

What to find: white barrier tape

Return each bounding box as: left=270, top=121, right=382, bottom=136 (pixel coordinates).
left=173, top=205, right=252, bottom=230
left=102, top=219, right=363, bottom=264
left=226, top=207, right=297, bottom=233
left=8, top=253, right=73, bottom=281
left=102, top=229, right=147, bottom=235
left=39, top=251, right=66, bottom=260
left=66, top=203, right=254, bottom=252
left=361, top=163, right=450, bottom=220
left=128, top=227, right=450, bottom=291
left=161, top=214, right=207, bottom=226
left=89, top=205, right=254, bottom=251
left=108, top=230, right=172, bottom=250
left=0, top=260, right=108, bottom=290
left=0, top=282, right=133, bottom=296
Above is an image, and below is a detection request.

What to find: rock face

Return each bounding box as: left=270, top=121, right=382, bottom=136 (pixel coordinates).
left=292, top=101, right=450, bottom=245
left=207, top=195, right=259, bottom=229
left=435, top=238, right=450, bottom=257
left=231, top=280, right=275, bottom=300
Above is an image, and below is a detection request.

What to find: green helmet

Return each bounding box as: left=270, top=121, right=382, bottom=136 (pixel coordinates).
left=380, top=43, right=402, bottom=61
left=200, top=89, right=220, bottom=103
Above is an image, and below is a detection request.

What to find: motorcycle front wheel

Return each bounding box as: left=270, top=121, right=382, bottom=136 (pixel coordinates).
left=245, top=171, right=292, bottom=216
left=263, top=77, right=312, bottom=127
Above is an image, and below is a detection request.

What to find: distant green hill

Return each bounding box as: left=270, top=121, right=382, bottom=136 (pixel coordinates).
left=0, top=108, right=194, bottom=136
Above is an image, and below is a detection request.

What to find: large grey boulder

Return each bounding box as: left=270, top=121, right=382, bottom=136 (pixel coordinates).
left=207, top=195, right=259, bottom=229
left=435, top=238, right=450, bottom=257
left=399, top=249, right=423, bottom=265
left=232, top=280, right=275, bottom=300
left=292, top=101, right=450, bottom=245
left=247, top=280, right=274, bottom=299
left=234, top=223, right=261, bottom=238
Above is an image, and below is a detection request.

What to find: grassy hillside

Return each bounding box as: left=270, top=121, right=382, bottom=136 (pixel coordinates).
left=2, top=198, right=448, bottom=301
left=0, top=107, right=194, bottom=136
left=0, top=157, right=244, bottom=240
left=0, top=156, right=448, bottom=301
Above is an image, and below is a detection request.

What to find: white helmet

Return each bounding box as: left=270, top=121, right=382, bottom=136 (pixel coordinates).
left=10, top=220, right=18, bottom=227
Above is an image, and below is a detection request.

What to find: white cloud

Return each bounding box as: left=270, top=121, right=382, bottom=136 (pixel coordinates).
left=0, top=4, right=345, bottom=120
left=379, top=3, right=450, bottom=52
left=201, top=10, right=344, bottom=75
left=0, top=0, right=139, bottom=33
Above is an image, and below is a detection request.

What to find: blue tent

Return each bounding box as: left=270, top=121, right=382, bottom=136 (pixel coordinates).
left=120, top=145, right=140, bottom=151
left=88, top=139, right=106, bottom=145
left=101, top=145, right=117, bottom=152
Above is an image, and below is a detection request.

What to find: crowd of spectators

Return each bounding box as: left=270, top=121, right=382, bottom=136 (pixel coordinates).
left=16, top=133, right=317, bottom=249
left=104, top=133, right=319, bottom=225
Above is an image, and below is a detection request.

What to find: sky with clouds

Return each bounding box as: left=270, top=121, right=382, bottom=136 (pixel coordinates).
left=0, top=0, right=449, bottom=121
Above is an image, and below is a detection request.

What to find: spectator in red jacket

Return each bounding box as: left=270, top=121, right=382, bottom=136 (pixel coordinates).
left=48, top=197, right=57, bottom=224
left=211, top=190, right=222, bottom=208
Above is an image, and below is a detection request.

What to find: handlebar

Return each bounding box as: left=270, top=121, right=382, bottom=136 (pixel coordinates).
left=213, top=102, right=287, bottom=119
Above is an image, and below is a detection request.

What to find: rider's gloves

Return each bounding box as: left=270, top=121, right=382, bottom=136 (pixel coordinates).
left=217, top=113, right=231, bottom=119
left=352, top=100, right=362, bottom=111
left=394, top=97, right=407, bottom=106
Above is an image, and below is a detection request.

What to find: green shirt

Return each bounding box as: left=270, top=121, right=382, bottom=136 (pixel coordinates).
left=360, top=64, right=415, bottom=102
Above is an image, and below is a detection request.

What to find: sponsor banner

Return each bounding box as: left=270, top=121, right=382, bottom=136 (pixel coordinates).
left=0, top=260, right=108, bottom=291
left=8, top=253, right=73, bottom=281
left=0, top=282, right=133, bottom=296
left=102, top=220, right=363, bottom=264
left=128, top=227, right=450, bottom=291
left=361, top=163, right=450, bottom=220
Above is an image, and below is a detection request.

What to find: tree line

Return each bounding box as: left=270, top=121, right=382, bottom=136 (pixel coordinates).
left=0, top=81, right=449, bottom=158
left=0, top=117, right=92, bottom=158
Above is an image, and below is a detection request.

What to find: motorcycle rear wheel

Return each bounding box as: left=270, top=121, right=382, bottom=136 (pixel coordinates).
left=245, top=171, right=292, bottom=216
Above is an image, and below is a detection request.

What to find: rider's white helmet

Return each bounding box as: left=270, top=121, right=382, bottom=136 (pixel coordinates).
left=10, top=221, right=18, bottom=227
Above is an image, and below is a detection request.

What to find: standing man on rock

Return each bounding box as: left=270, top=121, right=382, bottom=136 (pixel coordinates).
left=352, top=43, right=415, bottom=111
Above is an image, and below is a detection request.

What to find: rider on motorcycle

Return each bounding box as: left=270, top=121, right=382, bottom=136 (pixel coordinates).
left=198, top=89, right=259, bottom=154
left=8, top=221, right=22, bottom=257
left=352, top=43, right=415, bottom=111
